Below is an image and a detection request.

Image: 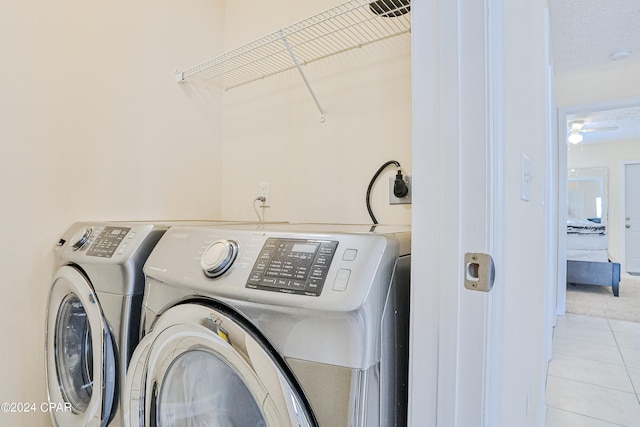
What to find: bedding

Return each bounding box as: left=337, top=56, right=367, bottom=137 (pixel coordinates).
left=566, top=218, right=609, bottom=262
left=566, top=234, right=608, bottom=251
left=566, top=249, right=609, bottom=263
left=566, top=218, right=606, bottom=235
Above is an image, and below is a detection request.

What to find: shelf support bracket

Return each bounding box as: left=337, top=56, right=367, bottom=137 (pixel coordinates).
left=279, top=29, right=325, bottom=123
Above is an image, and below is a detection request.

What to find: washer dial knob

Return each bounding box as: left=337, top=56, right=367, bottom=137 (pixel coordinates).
left=70, top=227, right=92, bottom=251
left=201, top=240, right=239, bottom=278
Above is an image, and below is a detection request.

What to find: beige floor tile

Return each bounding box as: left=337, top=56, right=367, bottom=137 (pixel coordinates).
left=548, top=355, right=634, bottom=392
left=545, top=407, right=625, bottom=427
left=546, top=376, right=640, bottom=426
left=614, top=330, right=640, bottom=350
left=554, top=325, right=617, bottom=348
left=557, top=314, right=612, bottom=332
left=619, top=346, right=640, bottom=369
left=553, top=336, right=625, bottom=366
left=609, top=319, right=640, bottom=336
left=628, top=367, right=640, bottom=396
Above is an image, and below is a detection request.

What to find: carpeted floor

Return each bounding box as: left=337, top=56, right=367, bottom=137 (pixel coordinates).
left=565, top=274, right=640, bottom=323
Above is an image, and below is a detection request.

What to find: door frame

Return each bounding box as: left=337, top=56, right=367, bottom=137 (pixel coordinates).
left=409, top=0, right=506, bottom=425
left=556, top=95, right=640, bottom=314
left=621, top=160, right=640, bottom=274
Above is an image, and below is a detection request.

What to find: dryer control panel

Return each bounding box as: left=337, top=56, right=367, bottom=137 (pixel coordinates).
left=86, top=226, right=131, bottom=258
left=246, top=238, right=338, bottom=296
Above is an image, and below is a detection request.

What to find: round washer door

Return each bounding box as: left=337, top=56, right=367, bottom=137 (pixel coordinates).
left=45, top=266, right=116, bottom=427
left=124, top=302, right=317, bottom=427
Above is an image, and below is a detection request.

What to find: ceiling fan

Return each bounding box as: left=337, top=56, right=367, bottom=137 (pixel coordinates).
left=567, top=120, right=619, bottom=144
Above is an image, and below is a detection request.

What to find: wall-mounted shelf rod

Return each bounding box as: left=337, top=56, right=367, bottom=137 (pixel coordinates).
left=279, top=29, right=325, bottom=122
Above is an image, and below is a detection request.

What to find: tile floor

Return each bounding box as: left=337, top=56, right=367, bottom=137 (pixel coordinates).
left=545, top=313, right=640, bottom=426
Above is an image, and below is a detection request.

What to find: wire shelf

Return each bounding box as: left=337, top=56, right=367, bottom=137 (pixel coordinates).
left=176, top=0, right=411, bottom=90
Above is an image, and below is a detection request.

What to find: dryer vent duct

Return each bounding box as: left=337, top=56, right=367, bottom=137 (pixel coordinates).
left=369, top=0, right=410, bottom=17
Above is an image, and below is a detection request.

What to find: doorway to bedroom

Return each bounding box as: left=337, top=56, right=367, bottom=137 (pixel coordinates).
left=547, top=100, right=640, bottom=426
left=558, top=99, right=640, bottom=323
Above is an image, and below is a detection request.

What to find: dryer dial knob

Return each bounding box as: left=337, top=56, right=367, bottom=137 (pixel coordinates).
left=201, top=240, right=239, bottom=278
left=70, top=227, right=92, bottom=251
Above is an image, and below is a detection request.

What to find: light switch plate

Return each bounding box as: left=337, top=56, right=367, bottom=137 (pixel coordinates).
left=521, top=154, right=532, bottom=202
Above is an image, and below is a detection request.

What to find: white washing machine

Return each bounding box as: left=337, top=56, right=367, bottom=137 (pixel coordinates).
left=45, top=221, right=255, bottom=427
left=123, top=223, right=411, bottom=427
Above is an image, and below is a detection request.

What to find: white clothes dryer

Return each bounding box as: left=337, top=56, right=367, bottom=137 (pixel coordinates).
left=123, top=223, right=411, bottom=427
left=45, top=220, right=255, bottom=427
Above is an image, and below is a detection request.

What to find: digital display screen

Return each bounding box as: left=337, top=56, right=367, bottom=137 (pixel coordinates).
left=291, top=243, right=318, bottom=253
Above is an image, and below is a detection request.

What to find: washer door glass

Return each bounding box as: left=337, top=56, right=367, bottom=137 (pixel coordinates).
left=55, top=294, right=93, bottom=413
left=158, top=350, right=266, bottom=426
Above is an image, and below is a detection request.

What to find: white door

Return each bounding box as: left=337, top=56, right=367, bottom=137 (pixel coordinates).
left=625, top=163, right=640, bottom=274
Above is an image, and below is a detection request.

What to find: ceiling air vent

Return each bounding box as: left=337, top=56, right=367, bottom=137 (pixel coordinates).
left=369, top=0, right=410, bottom=17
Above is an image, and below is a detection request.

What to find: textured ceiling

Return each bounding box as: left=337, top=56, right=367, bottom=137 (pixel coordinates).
left=549, top=0, right=640, bottom=144
left=549, top=0, right=640, bottom=76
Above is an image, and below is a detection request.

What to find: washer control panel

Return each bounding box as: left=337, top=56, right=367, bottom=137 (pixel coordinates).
left=246, top=238, right=339, bottom=296
left=86, top=226, right=131, bottom=258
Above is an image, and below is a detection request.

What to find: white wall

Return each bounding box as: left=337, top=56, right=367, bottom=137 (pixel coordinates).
left=556, top=62, right=640, bottom=107
left=0, top=5, right=71, bottom=425
left=568, top=140, right=640, bottom=263
left=219, top=0, right=412, bottom=224
left=1, top=1, right=224, bottom=425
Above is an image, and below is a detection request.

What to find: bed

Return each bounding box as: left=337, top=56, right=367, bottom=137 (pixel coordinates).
left=566, top=219, right=621, bottom=297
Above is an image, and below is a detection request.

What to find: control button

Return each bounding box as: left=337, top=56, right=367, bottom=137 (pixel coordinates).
left=117, top=242, right=129, bottom=255
left=70, top=228, right=93, bottom=251
left=201, top=239, right=239, bottom=278
left=290, top=280, right=305, bottom=289
left=261, top=278, right=277, bottom=286
left=310, top=266, right=328, bottom=279
left=315, top=255, right=329, bottom=266
left=248, top=272, right=262, bottom=282
left=319, top=247, right=334, bottom=255
left=276, top=279, right=289, bottom=288
left=307, top=278, right=324, bottom=290
left=342, top=249, right=358, bottom=261
left=333, top=269, right=351, bottom=292
left=128, top=232, right=137, bottom=239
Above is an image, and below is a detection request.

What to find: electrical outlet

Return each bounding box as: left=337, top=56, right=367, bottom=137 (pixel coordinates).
left=389, top=176, right=412, bottom=205
left=259, top=183, right=271, bottom=207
